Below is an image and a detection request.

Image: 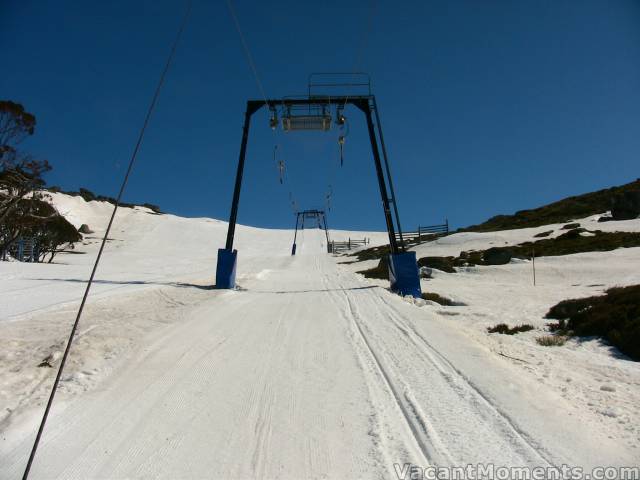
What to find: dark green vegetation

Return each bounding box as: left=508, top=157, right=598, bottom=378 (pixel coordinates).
left=418, top=228, right=640, bottom=272
left=487, top=323, right=535, bottom=335
left=536, top=335, right=567, bottom=347
left=352, top=245, right=459, bottom=272
left=545, top=285, right=640, bottom=361
left=352, top=179, right=640, bottom=276
left=0, top=101, right=35, bottom=158
left=561, top=223, right=580, bottom=230
left=355, top=227, right=640, bottom=278
left=349, top=231, right=449, bottom=264
left=30, top=200, right=82, bottom=262
left=479, top=228, right=640, bottom=262
left=356, top=255, right=459, bottom=281
left=2, top=100, right=164, bottom=263
left=1, top=169, right=81, bottom=262
left=356, top=256, right=388, bottom=279
left=352, top=243, right=394, bottom=279
left=351, top=244, right=390, bottom=262
left=421, top=292, right=454, bottom=306
left=1, top=101, right=87, bottom=261
left=417, top=256, right=456, bottom=273
left=464, top=178, right=640, bottom=232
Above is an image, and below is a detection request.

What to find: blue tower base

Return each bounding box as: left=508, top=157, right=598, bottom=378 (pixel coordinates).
left=388, top=251, right=422, bottom=298
left=291, top=243, right=297, bottom=255
left=216, top=248, right=237, bottom=289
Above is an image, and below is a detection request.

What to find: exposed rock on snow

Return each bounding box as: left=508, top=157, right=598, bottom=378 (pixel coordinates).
left=78, top=223, right=93, bottom=234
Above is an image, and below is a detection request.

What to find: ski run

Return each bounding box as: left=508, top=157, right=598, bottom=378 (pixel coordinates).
left=1, top=193, right=639, bottom=479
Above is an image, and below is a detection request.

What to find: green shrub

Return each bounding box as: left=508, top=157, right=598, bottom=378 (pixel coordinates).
left=561, top=222, right=581, bottom=230
left=357, top=257, right=388, bottom=279
left=422, top=230, right=640, bottom=269
left=536, top=335, right=567, bottom=346
left=350, top=244, right=389, bottom=262
left=546, top=298, right=592, bottom=321
left=421, top=292, right=454, bottom=306
left=545, top=285, right=640, bottom=360
left=78, top=187, right=96, bottom=202
left=417, top=256, right=456, bottom=273
left=142, top=203, right=162, bottom=214
left=488, top=323, right=535, bottom=335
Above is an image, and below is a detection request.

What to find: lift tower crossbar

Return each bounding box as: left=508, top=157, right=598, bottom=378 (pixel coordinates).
left=291, top=209, right=330, bottom=255
left=215, top=95, right=421, bottom=297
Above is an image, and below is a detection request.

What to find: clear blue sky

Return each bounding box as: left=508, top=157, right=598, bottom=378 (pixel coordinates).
left=2, top=1, right=639, bottom=231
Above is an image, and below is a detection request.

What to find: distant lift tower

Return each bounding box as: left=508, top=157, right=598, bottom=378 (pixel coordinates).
left=291, top=209, right=330, bottom=255
left=215, top=74, right=422, bottom=298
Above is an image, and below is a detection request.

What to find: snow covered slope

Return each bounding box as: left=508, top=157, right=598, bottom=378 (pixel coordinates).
left=1, top=194, right=638, bottom=479
left=0, top=192, right=388, bottom=319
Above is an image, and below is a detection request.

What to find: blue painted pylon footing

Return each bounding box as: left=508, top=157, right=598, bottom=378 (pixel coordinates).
left=388, top=251, right=422, bottom=298
left=216, top=248, right=237, bottom=289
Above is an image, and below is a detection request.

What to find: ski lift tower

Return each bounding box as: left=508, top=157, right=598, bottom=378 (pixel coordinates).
left=215, top=74, right=421, bottom=298
left=291, top=209, right=330, bottom=255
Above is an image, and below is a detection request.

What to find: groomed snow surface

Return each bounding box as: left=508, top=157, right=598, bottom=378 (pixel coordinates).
left=1, top=193, right=638, bottom=479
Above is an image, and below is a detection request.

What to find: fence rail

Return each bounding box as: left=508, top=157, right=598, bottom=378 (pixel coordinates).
left=395, top=220, right=449, bottom=245
left=329, top=237, right=370, bottom=254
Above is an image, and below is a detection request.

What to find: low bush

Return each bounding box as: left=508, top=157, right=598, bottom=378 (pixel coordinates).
left=546, top=298, right=592, bottom=321
left=142, top=203, right=162, bottom=214
left=515, top=229, right=640, bottom=257
left=420, top=230, right=640, bottom=270
left=357, top=256, right=388, bottom=279
left=417, top=256, right=456, bottom=273
left=545, top=285, right=640, bottom=360
left=421, top=292, right=454, bottom=306
left=79, top=187, right=96, bottom=202
left=561, top=222, right=581, bottom=230
left=487, top=323, right=535, bottom=335
left=536, top=335, right=567, bottom=347
left=354, top=220, right=640, bottom=281
left=350, top=244, right=390, bottom=262
left=534, top=230, right=554, bottom=238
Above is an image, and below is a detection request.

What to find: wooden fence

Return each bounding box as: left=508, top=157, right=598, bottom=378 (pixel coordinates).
left=394, top=220, right=449, bottom=245
left=329, top=237, right=370, bottom=254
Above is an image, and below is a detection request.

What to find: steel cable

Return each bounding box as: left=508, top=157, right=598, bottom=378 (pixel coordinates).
left=21, top=2, right=192, bottom=478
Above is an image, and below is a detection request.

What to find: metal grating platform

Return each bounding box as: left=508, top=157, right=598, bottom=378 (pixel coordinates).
left=282, top=114, right=332, bottom=131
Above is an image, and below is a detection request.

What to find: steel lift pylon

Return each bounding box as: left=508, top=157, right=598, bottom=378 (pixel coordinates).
left=215, top=86, right=421, bottom=297
left=291, top=209, right=330, bottom=255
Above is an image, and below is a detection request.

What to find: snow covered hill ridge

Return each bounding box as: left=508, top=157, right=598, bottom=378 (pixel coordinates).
left=1, top=190, right=639, bottom=478
left=1, top=191, right=391, bottom=319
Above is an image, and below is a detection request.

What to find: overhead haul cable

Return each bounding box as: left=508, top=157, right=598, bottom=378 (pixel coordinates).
left=226, top=0, right=303, bottom=211
left=21, top=2, right=193, bottom=478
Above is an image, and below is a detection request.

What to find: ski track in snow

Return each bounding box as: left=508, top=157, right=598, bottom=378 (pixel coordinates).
left=1, top=194, right=639, bottom=479
left=326, top=268, right=553, bottom=470
left=1, top=248, right=629, bottom=478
